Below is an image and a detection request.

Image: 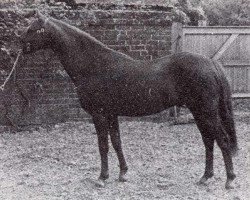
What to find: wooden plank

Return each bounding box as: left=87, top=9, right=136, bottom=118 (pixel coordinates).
left=208, top=34, right=229, bottom=58
left=212, top=34, right=239, bottom=60
left=220, top=35, right=250, bottom=61
left=171, top=22, right=183, bottom=53
left=184, top=34, right=200, bottom=54
left=224, top=65, right=250, bottom=68
left=170, top=22, right=183, bottom=119
left=232, top=93, right=250, bottom=99
left=236, top=67, right=247, bottom=92
left=247, top=68, right=250, bottom=92
left=223, top=61, right=250, bottom=66
left=183, top=27, right=250, bottom=35
left=183, top=26, right=250, bottom=28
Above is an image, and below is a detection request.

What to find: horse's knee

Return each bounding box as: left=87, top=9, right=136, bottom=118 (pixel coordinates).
left=97, top=134, right=109, bottom=154
left=100, top=144, right=109, bottom=155
left=110, top=132, right=121, bottom=150
left=215, top=133, right=230, bottom=153
left=112, top=139, right=121, bottom=152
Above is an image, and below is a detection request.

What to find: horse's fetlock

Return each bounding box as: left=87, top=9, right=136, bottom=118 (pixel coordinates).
left=119, top=164, right=128, bottom=172
left=205, top=172, right=214, bottom=178
left=227, top=172, right=236, bottom=180
left=99, top=173, right=109, bottom=180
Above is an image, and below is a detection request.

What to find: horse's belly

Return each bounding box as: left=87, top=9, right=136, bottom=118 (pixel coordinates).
left=77, top=78, right=180, bottom=117
left=116, top=103, right=168, bottom=117
left=112, top=91, right=177, bottom=117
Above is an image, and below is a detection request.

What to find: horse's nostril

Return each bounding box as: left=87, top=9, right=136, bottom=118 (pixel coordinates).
left=26, top=43, right=31, bottom=51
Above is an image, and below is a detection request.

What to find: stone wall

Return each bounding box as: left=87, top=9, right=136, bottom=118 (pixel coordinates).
left=0, top=5, right=173, bottom=127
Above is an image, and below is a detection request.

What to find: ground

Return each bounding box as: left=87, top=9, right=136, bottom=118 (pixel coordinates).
left=0, top=112, right=249, bottom=200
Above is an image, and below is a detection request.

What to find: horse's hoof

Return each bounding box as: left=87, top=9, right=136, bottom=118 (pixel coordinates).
left=119, top=173, right=128, bottom=182
left=197, top=177, right=208, bottom=186
left=196, top=181, right=207, bottom=186
left=95, top=179, right=106, bottom=188
left=119, top=176, right=128, bottom=182
left=225, top=180, right=234, bottom=190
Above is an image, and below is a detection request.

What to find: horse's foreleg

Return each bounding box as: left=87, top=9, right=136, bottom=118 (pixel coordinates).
left=93, top=115, right=110, bottom=187
left=109, top=116, right=128, bottom=182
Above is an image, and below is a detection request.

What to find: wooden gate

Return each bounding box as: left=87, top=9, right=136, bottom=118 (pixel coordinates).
left=172, top=23, right=250, bottom=99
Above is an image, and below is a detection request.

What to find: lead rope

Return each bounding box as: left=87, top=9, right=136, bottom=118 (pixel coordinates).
left=0, top=50, right=22, bottom=91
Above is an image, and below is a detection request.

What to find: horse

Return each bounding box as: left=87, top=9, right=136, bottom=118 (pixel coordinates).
left=18, top=10, right=238, bottom=189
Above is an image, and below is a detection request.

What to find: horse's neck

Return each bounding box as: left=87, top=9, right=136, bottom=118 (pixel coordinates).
left=48, top=18, right=109, bottom=80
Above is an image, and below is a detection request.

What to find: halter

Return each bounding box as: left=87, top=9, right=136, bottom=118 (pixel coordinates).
left=0, top=50, right=22, bottom=91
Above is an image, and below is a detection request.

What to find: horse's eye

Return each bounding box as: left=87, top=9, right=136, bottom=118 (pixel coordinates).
left=37, top=30, right=41, bottom=34
left=41, top=28, right=45, bottom=32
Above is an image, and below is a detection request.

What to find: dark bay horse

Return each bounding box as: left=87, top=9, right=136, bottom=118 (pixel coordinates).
left=19, top=11, right=238, bottom=189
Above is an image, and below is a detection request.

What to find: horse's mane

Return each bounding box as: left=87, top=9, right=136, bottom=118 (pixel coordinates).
left=47, top=17, right=135, bottom=61
left=49, top=18, right=120, bottom=50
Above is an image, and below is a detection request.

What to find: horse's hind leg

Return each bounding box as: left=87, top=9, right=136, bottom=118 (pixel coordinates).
left=191, top=110, right=215, bottom=185
left=108, top=115, right=128, bottom=182
left=198, top=136, right=215, bottom=185
left=216, top=126, right=236, bottom=189
left=191, top=108, right=236, bottom=189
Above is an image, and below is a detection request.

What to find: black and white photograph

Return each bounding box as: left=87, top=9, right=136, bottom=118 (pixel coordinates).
left=0, top=0, right=249, bottom=199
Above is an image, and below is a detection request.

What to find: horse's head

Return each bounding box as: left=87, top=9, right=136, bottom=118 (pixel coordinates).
left=19, top=11, right=51, bottom=54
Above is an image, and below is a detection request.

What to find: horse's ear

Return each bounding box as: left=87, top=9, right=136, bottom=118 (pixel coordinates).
left=36, top=10, right=44, bottom=19
left=34, top=10, right=47, bottom=23
left=23, top=10, right=37, bottom=18
left=23, top=10, right=47, bottom=23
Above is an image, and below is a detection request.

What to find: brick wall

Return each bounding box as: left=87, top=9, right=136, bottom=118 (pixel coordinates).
left=75, top=0, right=167, bottom=5
left=0, top=5, right=173, bottom=127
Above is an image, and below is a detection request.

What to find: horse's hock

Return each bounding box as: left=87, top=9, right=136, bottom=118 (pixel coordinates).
left=0, top=4, right=173, bottom=127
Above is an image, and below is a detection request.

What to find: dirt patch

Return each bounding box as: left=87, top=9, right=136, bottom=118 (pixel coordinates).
left=0, top=118, right=249, bottom=200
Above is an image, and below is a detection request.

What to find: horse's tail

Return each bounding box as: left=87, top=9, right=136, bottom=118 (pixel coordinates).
left=214, top=61, right=239, bottom=156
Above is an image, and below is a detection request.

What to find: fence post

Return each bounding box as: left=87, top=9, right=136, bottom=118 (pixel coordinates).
left=171, top=22, right=183, bottom=53
left=198, top=20, right=207, bottom=26
left=169, top=22, right=183, bottom=119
